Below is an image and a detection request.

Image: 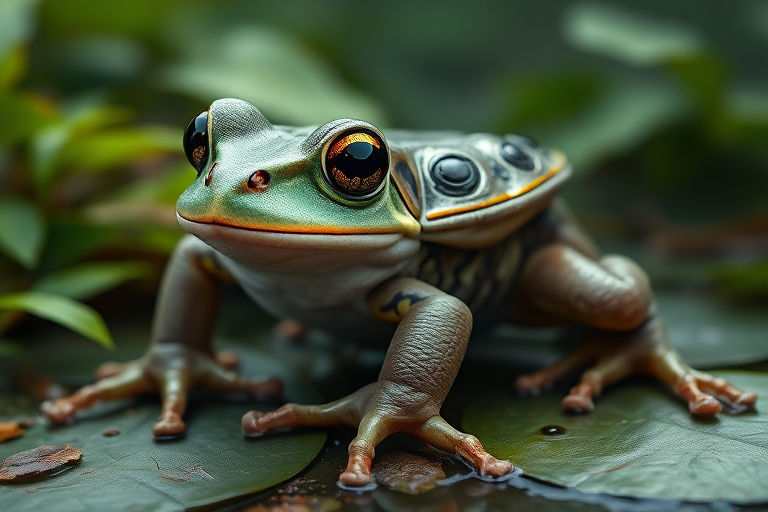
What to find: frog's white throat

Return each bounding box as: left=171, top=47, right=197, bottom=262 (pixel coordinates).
left=176, top=214, right=420, bottom=274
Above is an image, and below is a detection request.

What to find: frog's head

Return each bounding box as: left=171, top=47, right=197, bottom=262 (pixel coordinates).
left=176, top=98, right=420, bottom=261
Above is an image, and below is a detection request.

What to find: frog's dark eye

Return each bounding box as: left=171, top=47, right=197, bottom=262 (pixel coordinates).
left=183, top=110, right=210, bottom=175
left=430, top=156, right=480, bottom=196
left=324, top=131, right=388, bottom=199
left=500, top=142, right=535, bottom=171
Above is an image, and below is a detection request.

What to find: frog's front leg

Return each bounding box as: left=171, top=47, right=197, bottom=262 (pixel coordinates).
left=42, top=235, right=281, bottom=435
left=242, top=277, right=513, bottom=486
left=513, top=244, right=757, bottom=414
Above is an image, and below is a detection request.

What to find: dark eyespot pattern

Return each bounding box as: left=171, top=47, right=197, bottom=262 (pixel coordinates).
left=500, top=142, right=535, bottom=171
left=324, top=131, right=388, bottom=198
left=430, top=156, right=480, bottom=196
left=183, top=110, right=210, bottom=175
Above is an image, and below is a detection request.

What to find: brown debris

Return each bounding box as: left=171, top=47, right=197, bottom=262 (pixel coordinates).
left=102, top=429, right=121, bottom=437
left=372, top=451, right=447, bottom=494
left=0, top=445, right=82, bottom=483
left=17, top=418, right=37, bottom=429
left=0, top=422, right=25, bottom=443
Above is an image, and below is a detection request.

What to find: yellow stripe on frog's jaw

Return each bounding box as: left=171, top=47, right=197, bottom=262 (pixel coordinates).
left=425, top=150, right=568, bottom=221
left=176, top=212, right=418, bottom=236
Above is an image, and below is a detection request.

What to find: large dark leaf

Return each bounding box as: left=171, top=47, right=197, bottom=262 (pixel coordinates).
left=0, top=341, right=326, bottom=511
left=463, top=371, right=768, bottom=503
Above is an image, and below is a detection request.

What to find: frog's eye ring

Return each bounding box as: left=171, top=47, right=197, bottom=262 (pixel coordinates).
left=500, top=142, right=535, bottom=171
left=323, top=130, right=388, bottom=199
left=430, top=156, right=480, bottom=196
left=183, top=110, right=210, bottom=175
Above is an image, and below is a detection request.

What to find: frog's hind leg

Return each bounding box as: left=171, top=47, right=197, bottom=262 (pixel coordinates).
left=512, top=243, right=757, bottom=415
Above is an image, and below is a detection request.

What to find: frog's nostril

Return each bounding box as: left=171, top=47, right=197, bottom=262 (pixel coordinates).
left=204, top=162, right=217, bottom=187
left=247, top=170, right=271, bottom=192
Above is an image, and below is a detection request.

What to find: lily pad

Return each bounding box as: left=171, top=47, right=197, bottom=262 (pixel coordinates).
left=463, top=371, right=768, bottom=503
left=0, top=340, right=326, bottom=510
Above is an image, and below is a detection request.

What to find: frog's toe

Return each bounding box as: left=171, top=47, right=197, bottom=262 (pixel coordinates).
left=416, top=416, right=514, bottom=478
left=674, top=374, right=757, bottom=415
left=153, top=413, right=186, bottom=437
left=41, top=366, right=154, bottom=424
left=40, top=399, right=76, bottom=423
left=201, top=361, right=283, bottom=400
left=562, top=391, right=595, bottom=413
left=692, top=372, right=757, bottom=412
left=514, top=373, right=552, bottom=396
left=242, top=398, right=355, bottom=436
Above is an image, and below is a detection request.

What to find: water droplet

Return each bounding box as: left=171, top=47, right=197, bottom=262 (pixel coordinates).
left=540, top=425, right=566, bottom=436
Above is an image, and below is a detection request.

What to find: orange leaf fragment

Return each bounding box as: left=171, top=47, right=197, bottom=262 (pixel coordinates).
left=0, top=422, right=24, bottom=443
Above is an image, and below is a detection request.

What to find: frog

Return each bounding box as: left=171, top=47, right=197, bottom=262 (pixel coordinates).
left=41, top=98, right=757, bottom=487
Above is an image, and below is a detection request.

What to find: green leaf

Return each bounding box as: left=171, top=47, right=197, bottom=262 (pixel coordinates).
left=0, top=197, right=46, bottom=269
left=30, top=104, right=135, bottom=187
left=32, top=262, right=150, bottom=301
left=542, top=79, right=687, bottom=172
left=0, top=45, right=27, bottom=90
left=499, top=71, right=603, bottom=131
left=0, top=292, right=113, bottom=349
left=161, top=26, right=386, bottom=125
left=0, top=93, right=52, bottom=146
left=464, top=372, right=768, bottom=503
left=0, top=0, right=38, bottom=64
left=0, top=339, right=325, bottom=510
left=564, top=3, right=703, bottom=66
left=56, top=126, right=180, bottom=173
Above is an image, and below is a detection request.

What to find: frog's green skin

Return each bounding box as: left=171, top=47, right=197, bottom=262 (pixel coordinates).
left=43, top=98, right=757, bottom=487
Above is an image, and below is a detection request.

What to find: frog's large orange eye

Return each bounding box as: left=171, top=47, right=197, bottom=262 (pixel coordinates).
left=324, top=130, right=388, bottom=199
left=183, top=110, right=210, bottom=175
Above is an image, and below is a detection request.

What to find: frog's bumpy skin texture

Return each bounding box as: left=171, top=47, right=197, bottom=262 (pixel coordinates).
left=42, top=98, right=757, bottom=488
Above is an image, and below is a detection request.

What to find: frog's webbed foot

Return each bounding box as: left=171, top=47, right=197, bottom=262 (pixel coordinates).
left=515, top=318, right=757, bottom=415
left=242, top=381, right=513, bottom=486
left=42, top=343, right=282, bottom=436
left=513, top=243, right=757, bottom=415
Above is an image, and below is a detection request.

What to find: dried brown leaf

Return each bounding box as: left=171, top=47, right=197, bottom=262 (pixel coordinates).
left=0, top=445, right=82, bottom=483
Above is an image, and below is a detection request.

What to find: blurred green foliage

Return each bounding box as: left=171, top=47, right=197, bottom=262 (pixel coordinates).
left=0, top=0, right=767, bottom=354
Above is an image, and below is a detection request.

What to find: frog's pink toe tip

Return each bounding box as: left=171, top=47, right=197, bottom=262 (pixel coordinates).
left=689, top=396, right=722, bottom=415
left=40, top=400, right=73, bottom=423
left=479, top=459, right=515, bottom=478
left=514, top=376, right=545, bottom=395
left=152, top=416, right=186, bottom=437
left=241, top=410, right=265, bottom=435
left=737, top=393, right=758, bottom=408
left=338, top=470, right=372, bottom=487
left=562, top=394, right=594, bottom=413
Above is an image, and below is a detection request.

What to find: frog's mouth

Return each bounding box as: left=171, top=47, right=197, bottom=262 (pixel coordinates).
left=177, top=213, right=412, bottom=253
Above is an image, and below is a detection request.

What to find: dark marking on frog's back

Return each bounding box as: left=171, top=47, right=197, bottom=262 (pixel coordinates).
left=410, top=235, right=523, bottom=319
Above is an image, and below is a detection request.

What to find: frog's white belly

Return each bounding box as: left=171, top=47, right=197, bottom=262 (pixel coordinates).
left=206, top=229, right=421, bottom=340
